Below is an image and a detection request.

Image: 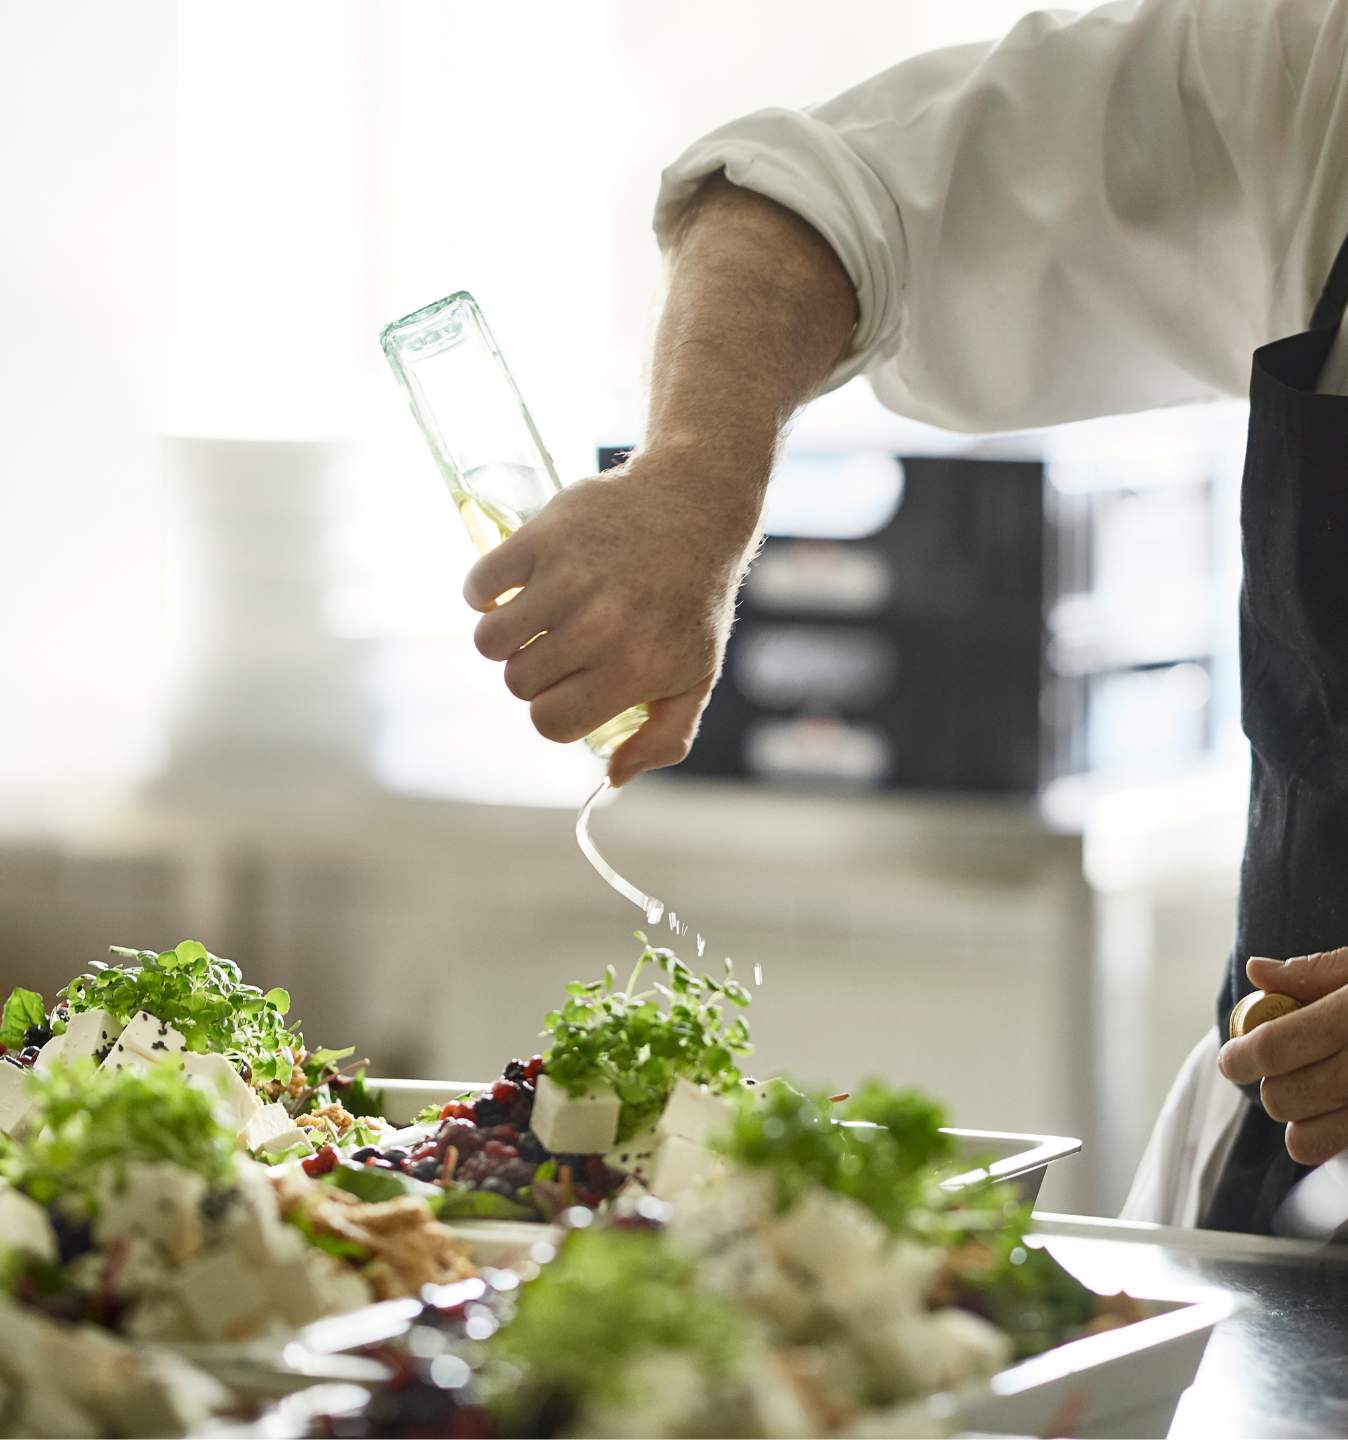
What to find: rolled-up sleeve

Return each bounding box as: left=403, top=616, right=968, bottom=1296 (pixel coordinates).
left=653, top=103, right=924, bottom=391
left=653, top=0, right=1348, bottom=431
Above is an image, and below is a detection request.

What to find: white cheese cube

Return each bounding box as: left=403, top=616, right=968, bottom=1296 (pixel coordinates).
left=50, top=1008, right=125, bottom=1067
left=93, top=1162, right=207, bottom=1263
left=604, top=1127, right=660, bottom=1183
left=114, top=1009, right=187, bottom=1063
left=529, top=1073, right=620, bottom=1155
left=182, top=1051, right=261, bottom=1130
left=765, top=1188, right=887, bottom=1289
left=656, top=1078, right=736, bottom=1145
left=647, top=1135, right=724, bottom=1199
left=33, top=1032, right=68, bottom=1071
left=0, top=1061, right=34, bottom=1137
left=0, top=1185, right=57, bottom=1261
left=240, top=1101, right=294, bottom=1151
left=168, top=1248, right=271, bottom=1340
left=256, top=1124, right=312, bottom=1157
left=100, top=1035, right=153, bottom=1074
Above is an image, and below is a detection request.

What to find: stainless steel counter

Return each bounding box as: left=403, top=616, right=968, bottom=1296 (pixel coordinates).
left=1035, top=1215, right=1348, bottom=1438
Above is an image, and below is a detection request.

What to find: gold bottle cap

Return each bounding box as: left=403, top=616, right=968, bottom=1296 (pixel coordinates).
left=1229, top=990, right=1302, bottom=1039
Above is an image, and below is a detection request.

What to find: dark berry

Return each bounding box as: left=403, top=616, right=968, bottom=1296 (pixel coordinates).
left=479, top=1177, right=515, bottom=1198
left=23, top=1025, right=52, bottom=1049
left=472, top=1099, right=505, bottom=1126
left=350, top=1146, right=380, bottom=1163
left=19, top=1047, right=40, bottom=1067
left=518, top=1132, right=548, bottom=1162
left=503, top=1059, right=527, bottom=1084
left=410, top=1159, right=441, bottom=1182
left=382, top=1147, right=409, bottom=1166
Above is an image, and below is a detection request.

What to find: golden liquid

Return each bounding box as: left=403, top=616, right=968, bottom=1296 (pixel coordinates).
left=455, top=493, right=647, bottom=758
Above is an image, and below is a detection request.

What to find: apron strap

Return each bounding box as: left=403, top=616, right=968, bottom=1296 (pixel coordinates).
left=1309, top=224, right=1348, bottom=332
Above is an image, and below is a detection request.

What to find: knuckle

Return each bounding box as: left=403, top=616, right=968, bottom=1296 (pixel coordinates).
left=530, top=699, right=581, bottom=745
left=1247, top=1030, right=1279, bottom=1075
left=1285, top=1123, right=1326, bottom=1167
left=1260, top=1078, right=1291, bottom=1123
left=503, top=658, right=534, bottom=701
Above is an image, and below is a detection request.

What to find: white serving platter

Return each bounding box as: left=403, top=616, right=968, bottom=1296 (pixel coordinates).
left=367, top=1076, right=1081, bottom=1205
left=939, top=1288, right=1236, bottom=1439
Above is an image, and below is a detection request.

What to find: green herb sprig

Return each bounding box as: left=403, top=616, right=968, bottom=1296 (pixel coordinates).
left=483, top=1226, right=745, bottom=1432
left=60, top=940, right=299, bottom=1085
left=0, top=1059, right=236, bottom=1210
left=542, top=938, right=752, bottom=1141
left=715, top=1079, right=955, bottom=1237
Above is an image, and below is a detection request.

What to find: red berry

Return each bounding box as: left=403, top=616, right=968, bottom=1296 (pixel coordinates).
left=524, top=1055, right=544, bottom=1079
left=440, top=1100, right=475, bottom=1122
left=301, top=1144, right=340, bottom=1178
left=491, top=1079, right=519, bottom=1106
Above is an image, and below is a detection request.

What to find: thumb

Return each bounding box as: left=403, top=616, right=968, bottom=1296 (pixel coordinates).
left=1247, top=947, right=1348, bottom=1003
left=606, top=679, right=713, bottom=789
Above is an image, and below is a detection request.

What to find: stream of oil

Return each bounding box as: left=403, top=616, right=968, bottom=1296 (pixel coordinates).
left=575, top=778, right=763, bottom=986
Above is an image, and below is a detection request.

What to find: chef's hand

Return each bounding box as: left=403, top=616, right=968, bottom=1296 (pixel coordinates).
left=462, top=451, right=761, bottom=787
left=1219, top=948, right=1348, bottom=1165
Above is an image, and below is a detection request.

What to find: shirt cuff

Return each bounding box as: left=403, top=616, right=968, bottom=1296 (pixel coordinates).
left=652, top=106, right=908, bottom=394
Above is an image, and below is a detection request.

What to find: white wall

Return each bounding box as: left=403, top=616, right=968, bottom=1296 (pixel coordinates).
left=0, top=1, right=176, bottom=804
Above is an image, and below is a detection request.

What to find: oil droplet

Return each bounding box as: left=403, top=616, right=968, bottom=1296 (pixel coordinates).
left=644, top=898, right=665, bottom=926
left=667, top=911, right=679, bottom=933
left=696, top=934, right=706, bottom=958
left=753, top=962, right=764, bottom=987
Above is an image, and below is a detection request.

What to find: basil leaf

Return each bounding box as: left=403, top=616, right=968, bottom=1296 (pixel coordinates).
left=0, top=988, right=46, bottom=1050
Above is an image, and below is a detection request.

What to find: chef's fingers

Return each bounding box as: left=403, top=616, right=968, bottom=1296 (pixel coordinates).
left=463, top=533, right=534, bottom=612
left=1260, top=1048, right=1348, bottom=1123
left=1219, top=985, right=1348, bottom=1083
left=606, top=678, right=714, bottom=789
left=474, top=589, right=552, bottom=662
left=502, top=630, right=582, bottom=703
left=1247, top=947, right=1348, bottom=1003
left=527, top=667, right=638, bottom=747
left=1285, top=1106, right=1348, bottom=1167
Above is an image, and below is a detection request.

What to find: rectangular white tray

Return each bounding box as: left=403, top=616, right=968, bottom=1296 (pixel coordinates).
left=368, top=1077, right=1081, bottom=1205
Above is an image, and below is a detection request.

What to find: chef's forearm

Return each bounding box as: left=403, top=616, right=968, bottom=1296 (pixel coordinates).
left=643, top=175, right=858, bottom=517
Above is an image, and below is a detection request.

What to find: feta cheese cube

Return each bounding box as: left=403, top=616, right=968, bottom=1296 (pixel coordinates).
left=113, top=1009, right=186, bottom=1063
left=240, top=1101, right=296, bottom=1151
left=33, top=1032, right=68, bottom=1071
left=93, top=1162, right=207, bottom=1262
left=0, top=1060, right=34, bottom=1137
left=48, top=1008, right=124, bottom=1067
left=656, top=1078, right=736, bottom=1145
left=529, top=1073, right=620, bottom=1155
left=100, top=1035, right=153, bottom=1074
left=256, top=1124, right=312, bottom=1157
left=604, top=1127, right=659, bottom=1183
left=182, top=1051, right=261, bottom=1130
left=167, top=1249, right=271, bottom=1340
left=647, top=1135, right=723, bottom=1199
left=764, top=1188, right=887, bottom=1288
left=0, top=1185, right=57, bottom=1261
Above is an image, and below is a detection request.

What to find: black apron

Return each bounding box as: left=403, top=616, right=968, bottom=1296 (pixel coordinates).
left=1201, top=227, right=1348, bottom=1234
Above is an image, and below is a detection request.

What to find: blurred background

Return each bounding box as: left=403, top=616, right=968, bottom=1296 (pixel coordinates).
left=0, top=0, right=1254, bottom=1214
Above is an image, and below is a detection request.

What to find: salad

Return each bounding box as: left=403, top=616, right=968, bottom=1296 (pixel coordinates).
left=0, top=1060, right=475, bottom=1342
left=280, top=1085, right=1144, bottom=1439
left=1, top=940, right=387, bottom=1165
left=338, top=939, right=754, bottom=1220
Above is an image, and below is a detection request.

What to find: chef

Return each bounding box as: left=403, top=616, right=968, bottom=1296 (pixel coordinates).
left=463, top=0, right=1348, bottom=1233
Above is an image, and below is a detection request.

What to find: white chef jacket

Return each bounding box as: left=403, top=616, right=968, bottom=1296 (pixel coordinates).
left=653, top=0, right=1348, bottom=430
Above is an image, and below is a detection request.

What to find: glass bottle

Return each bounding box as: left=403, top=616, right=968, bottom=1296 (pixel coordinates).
left=380, top=291, right=646, bottom=758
